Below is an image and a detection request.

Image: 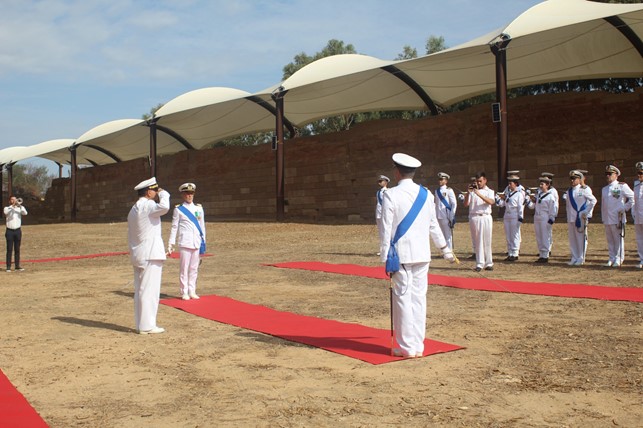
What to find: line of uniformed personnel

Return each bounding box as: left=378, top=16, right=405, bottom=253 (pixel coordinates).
left=378, top=162, right=643, bottom=270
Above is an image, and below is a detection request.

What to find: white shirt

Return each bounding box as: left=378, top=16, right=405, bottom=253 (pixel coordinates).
left=380, top=179, right=446, bottom=264
left=169, top=202, right=206, bottom=249
left=434, top=185, right=457, bottom=221
left=601, top=181, right=634, bottom=225
left=496, top=188, right=525, bottom=220
left=564, top=184, right=597, bottom=223
left=467, top=186, right=495, bottom=217
left=375, top=187, right=388, bottom=219
left=527, top=190, right=558, bottom=222
left=4, top=204, right=27, bottom=229
left=127, top=190, right=170, bottom=268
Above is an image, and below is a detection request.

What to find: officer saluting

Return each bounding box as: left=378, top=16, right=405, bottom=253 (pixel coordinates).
left=128, top=177, right=170, bottom=334
left=168, top=183, right=206, bottom=300
left=601, top=165, right=634, bottom=267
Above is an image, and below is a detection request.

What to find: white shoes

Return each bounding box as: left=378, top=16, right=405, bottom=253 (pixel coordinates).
left=604, top=261, right=613, bottom=267
left=636, top=263, right=643, bottom=269
left=138, top=327, right=165, bottom=335
left=181, top=294, right=190, bottom=300
left=189, top=292, right=200, bottom=300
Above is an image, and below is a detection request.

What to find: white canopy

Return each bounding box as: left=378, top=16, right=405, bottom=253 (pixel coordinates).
left=154, top=87, right=278, bottom=149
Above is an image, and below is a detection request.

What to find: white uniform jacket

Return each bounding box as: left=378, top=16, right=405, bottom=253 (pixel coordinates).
left=380, top=179, right=446, bottom=264
left=434, top=185, right=457, bottom=222
left=527, top=190, right=558, bottom=222
left=496, top=189, right=525, bottom=220
left=601, top=181, right=634, bottom=225
left=168, top=202, right=206, bottom=249
left=565, top=185, right=597, bottom=223
left=127, top=190, right=170, bottom=268
left=375, top=188, right=387, bottom=220
left=633, top=180, right=642, bottom=224
left=4, top=205, right=28, bottom=229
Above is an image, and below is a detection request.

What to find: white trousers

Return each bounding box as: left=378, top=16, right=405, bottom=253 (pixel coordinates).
left=636, top=224, right=643, bottom=263
left=179, top=247, right=200, bottom=295
left=437, top=218, right=453, bottom=250
left=604, top=224, right=625, bottom=264
left=503, top=218, right=522, bottom=257
left=567, top=223, right=587, bottom=264
left=469, top=215, right=493, bottom=268
left=133, top=260, right=163, bottom=331
left=391, top=262, right=429, bottom=357
left=376, top=218, right=385, bottom=249
left=534, top=220, right=552, bottom=259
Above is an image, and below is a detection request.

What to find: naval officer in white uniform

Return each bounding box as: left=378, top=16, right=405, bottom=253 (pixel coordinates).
left=434, top=172, right=457, bottom=251
left=380, top=153, right=456, bottom=359
left=633, top=162, right=643, bottom=269
left=127, top=177, right=170, bottom=334
left=564, top=170, right=597, bottom=266
left=601, top=165, right=634, bottom=267
left=168, top=182, right=206, bottom=300
left=526, top=176, right=559, bottom=263
left=496, top=173, right=525, bottom=261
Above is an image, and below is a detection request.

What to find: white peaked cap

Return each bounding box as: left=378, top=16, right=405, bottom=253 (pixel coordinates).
left=392, top=153, right=421, bottom=168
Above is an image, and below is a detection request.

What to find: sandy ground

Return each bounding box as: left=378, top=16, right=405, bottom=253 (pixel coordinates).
left=0, top=220, right=641, bottom=427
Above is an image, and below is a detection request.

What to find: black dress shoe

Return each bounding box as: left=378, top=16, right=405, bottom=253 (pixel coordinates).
left=474, top=267, right=482, bottom=272
left=468, top=254, right=477, bottom=260
left=484, top=266, right=494, bottom=271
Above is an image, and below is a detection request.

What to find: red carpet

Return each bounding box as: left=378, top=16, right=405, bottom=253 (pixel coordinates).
left=0, top=251, right=213, bottom=264
left=266, top=262, right=643, bottom=303
left=0, top=369, right=48, bottom=427
left=0, top=251, right=129, bottom=264
left=161, top=295, right=463, bottom=364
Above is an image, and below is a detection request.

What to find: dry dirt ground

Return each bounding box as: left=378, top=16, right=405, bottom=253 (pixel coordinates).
left=0, top=220, right=641, bottom=427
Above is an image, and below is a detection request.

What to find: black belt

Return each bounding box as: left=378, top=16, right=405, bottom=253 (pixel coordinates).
left=6, top=227, right=21, bottom=230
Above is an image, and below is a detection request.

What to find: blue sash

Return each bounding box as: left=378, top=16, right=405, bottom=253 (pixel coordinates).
left=377, top=189, right=384, bottom=205
left=435, top=189, right=452, bottom=212
left=567, top=188, right=587, bottom=229
left=178, top=205, right=206, bottom=254
left=386, top=186, right=428, bottom=273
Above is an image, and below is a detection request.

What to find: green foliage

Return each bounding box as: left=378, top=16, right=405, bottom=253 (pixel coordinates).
left=3, top=163, right=54, bottom=198
left=142, top=103, right=165, bottom=121
left=425, top=35, right=446, bottom=55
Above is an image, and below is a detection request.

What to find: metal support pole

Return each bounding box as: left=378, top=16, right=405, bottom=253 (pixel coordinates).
left=273, top=89, right=286, bottom=222
left=491, top=35, right=511, bottom=195
left=0, top=165, right=4, bottom=208
left=149, top=119, right=158, bottom=178
left=7, top=164, right=14, bottom=198
left=57, top=162, right=63, bottom=178
left=70, top=147, right=77, bottom=221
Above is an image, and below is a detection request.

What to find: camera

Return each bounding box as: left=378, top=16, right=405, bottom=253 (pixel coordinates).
left=468, top=183, right=478, bottom=190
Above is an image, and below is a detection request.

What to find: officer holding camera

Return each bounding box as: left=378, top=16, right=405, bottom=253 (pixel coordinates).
left=464, top=172, right=495, bottom=272
left=4, top=196, right=27, bottom=272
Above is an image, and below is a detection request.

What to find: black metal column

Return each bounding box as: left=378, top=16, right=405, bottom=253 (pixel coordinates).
left=70, top=147, right=77, bottom=221
left=491, top=35, right=511, bottom=193
left=149, top=119, right=158, bottom=178
left=274, top=93, right=285, bottom=221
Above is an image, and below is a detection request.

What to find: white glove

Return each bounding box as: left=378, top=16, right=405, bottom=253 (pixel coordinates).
left=167, top=243, right=174, bottom=254
left=441, top=248, right=458, bottom=264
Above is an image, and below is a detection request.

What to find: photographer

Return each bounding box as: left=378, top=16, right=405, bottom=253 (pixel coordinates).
left=464, top=172, right=495, bottom=272
left=4, top=196, right=28, bottom=272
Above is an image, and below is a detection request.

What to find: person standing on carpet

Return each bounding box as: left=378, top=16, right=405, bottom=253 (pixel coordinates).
left=564, top=170, right=597, bottom=266
left=526, top=176, right=558, bottom=263
left=601, top=165, right=634, bottom=267
left=464, top=172, right=495, bottom=272
left=375, top=174, right=390, bottom=256
left=633, top=161, right=643, bottom=269
left=380, top=153, right=456, bottom=359
left=128, top=177, right=170, bottom=334
left=434, top=172, right=457, bottom=251
left=167, top=182, right=206, bottom=300
left=4, top=195, right=27, bottom=273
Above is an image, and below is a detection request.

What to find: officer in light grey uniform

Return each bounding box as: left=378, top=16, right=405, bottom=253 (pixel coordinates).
left=434, top=172, right=457, bottom=250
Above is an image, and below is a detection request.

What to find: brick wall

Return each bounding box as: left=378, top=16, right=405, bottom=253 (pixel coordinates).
left=38, top=88, right=642, bottom=223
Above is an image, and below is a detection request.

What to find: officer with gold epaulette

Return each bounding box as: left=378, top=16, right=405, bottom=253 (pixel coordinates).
left=168, top=182, right=206, bottom=300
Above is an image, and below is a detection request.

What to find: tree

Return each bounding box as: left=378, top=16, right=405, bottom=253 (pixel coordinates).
left=425, top=35, right=446, bottom=55
left=4, top=163, right=55, bottom=198
left=142, top=103, right=164, bottom=121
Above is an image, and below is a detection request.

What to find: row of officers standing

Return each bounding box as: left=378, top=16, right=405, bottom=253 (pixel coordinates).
left=376, top=162, right=643, bottom=271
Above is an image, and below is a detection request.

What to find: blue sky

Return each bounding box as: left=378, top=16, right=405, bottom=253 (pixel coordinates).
left=0, top=0, right=542, bottom=171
